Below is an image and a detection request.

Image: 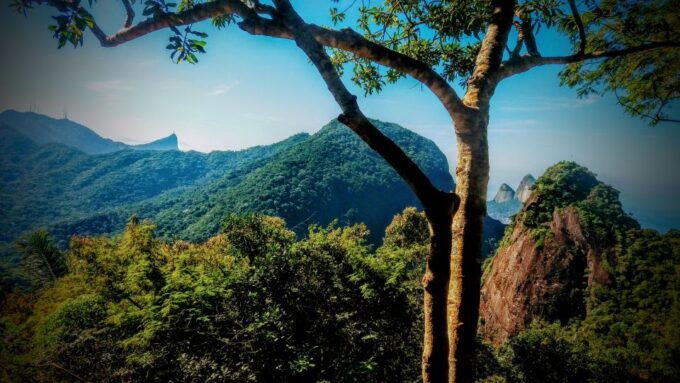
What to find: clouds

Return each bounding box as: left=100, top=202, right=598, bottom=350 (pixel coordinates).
left=498, top=95, right=600, bottom=112
left=209, top=81, right=241, bottom=96
left=84, top=80, right=132, bottom=93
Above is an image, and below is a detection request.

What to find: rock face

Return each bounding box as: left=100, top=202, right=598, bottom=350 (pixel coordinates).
left=493, top=183, right=516, bottom=203
left=515, top=174, right=536, bottom=203
left=479, top=198, right=609, bottom=345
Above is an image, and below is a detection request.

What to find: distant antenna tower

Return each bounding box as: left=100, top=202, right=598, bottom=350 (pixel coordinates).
left=63, top=106, right=68, bottom=120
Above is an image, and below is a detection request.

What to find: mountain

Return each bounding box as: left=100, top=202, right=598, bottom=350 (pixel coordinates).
left=515, top=174, right=535, bottom=202
left=480, top=162, right=639, bottom=344
left=0, top=110, right=178, bottom=153
left=486, top=174, right=536, bottom=224
left=3, top=118, right=506, bottom=256
left=47, top=119, right=458, bottom=246
left=493, top=183, right=515, bottom=203
left=479, top=162, right=680, bottom=381
left=0, top=129, right=309, bottom=247
left=132, top=133, right=179, bottom=151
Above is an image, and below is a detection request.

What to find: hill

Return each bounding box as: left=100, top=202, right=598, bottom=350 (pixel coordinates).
left=0, top=110, right=179, bottom=153
left=2, top=118, right=510, bottom=261
left=479, top=162, right=679, bottom=381
left=0, top=128, right=309, bottom=248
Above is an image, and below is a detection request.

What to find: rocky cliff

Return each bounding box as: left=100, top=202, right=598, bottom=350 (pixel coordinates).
left=479, top=200, right=608, bottom=344
left=479, top=162, right=636, bottom=345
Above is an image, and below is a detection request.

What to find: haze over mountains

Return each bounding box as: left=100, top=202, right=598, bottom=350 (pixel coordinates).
left=0, top=110, right=179, bottom=153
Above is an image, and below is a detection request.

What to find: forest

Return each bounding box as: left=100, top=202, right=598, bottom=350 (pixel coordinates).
left=1, top=162, right=679, bottom=382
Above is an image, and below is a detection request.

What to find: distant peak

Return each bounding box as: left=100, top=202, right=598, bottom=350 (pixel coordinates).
left=132, top=132, right=179, bottom=151
left=516, top=174, right=536, bottom=203
left=494, top=183, right=516, bottom=203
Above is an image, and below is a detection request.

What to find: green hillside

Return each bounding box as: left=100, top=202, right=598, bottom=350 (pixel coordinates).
left=143, top=119, right=454, bottom=243
left=2, top=117, right=469, bottom=258
left=0, top=127, right=309, bottom=247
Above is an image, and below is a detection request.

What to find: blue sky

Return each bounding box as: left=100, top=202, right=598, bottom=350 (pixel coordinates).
left=0, top=1, right=679, bottom=231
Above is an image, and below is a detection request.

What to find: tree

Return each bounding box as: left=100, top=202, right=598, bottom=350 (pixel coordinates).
left=9, top=1, right=679, bottom=382
left=15, top=229, right=67, bottom=287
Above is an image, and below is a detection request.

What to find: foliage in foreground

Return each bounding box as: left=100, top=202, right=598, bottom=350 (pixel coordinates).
left=1, top=214, right=424, bottom=382
left=1, top=204, right=679, bottom=382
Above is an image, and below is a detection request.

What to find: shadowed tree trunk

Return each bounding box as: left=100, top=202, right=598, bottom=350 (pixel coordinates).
left=421, top=194, right=456, bottom=383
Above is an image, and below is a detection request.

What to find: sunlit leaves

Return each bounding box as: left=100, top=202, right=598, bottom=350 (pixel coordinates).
left=212, top=13, right=236, bottom=29
left=330, top=7, right=346, bottom=25
left=330, top=0, right=490, bottom=93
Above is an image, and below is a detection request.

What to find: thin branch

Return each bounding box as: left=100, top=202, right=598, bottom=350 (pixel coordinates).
left=121, top=0, right=135, bottom=28
left=521, top=17, right=540, bottom=57
left=567, top=0, right=587, bottom=55
left=499, top=40, right=680, bottom=79
left=612, top=87, right=680, bottom=125
left=270, top=0, right=457, bottom=217
left=510, top=21, right=524, bottom=59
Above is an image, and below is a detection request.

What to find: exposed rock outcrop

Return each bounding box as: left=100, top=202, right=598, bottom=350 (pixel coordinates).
left=515, top=174, right=535, bottom=203
left=493, top=183, right=516, bottom=203
left=479, top=197, right=609, bottom=345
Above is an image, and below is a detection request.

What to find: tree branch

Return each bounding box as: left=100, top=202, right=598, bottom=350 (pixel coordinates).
left=567, top=0, right=587, bottom=55
left=499, top=40, right=680, bottom=79
left=521, top=17, right=540, bottom=57
left=463, top=0, right=517, bottom=112
left=31, top=0, right=467, bottom=121
left=121, top=0, right=135, bottom=28
left=269, top=0, right=457, bottom=217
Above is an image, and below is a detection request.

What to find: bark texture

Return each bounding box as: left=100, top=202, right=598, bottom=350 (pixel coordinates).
left=448, top=117, right=489, bottom=383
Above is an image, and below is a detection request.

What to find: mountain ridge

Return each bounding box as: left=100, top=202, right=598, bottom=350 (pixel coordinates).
left=0, top=110, right=179, bottom=153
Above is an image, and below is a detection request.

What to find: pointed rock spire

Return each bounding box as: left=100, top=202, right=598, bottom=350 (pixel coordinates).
left=493, top=183, right=516, bottom=203
left=516, top=174, right=536, bottom=203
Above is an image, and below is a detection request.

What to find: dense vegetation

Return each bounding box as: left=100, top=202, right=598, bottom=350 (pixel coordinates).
left=2, top=169, right=678, bottom=382
left=0, top=123, right=309, bottom=246
left=3, top=114, right=677, bottom=382
left=0, top=213, right=426, bottom=382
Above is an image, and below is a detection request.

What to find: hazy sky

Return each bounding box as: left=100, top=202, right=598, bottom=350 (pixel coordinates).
left=1, top=2, right=679, bottom=231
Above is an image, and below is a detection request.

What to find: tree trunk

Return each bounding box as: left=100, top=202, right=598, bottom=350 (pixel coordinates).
left=448, top=114, right=490, bottom=383
left=422, top=203, right=454, bottom=383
